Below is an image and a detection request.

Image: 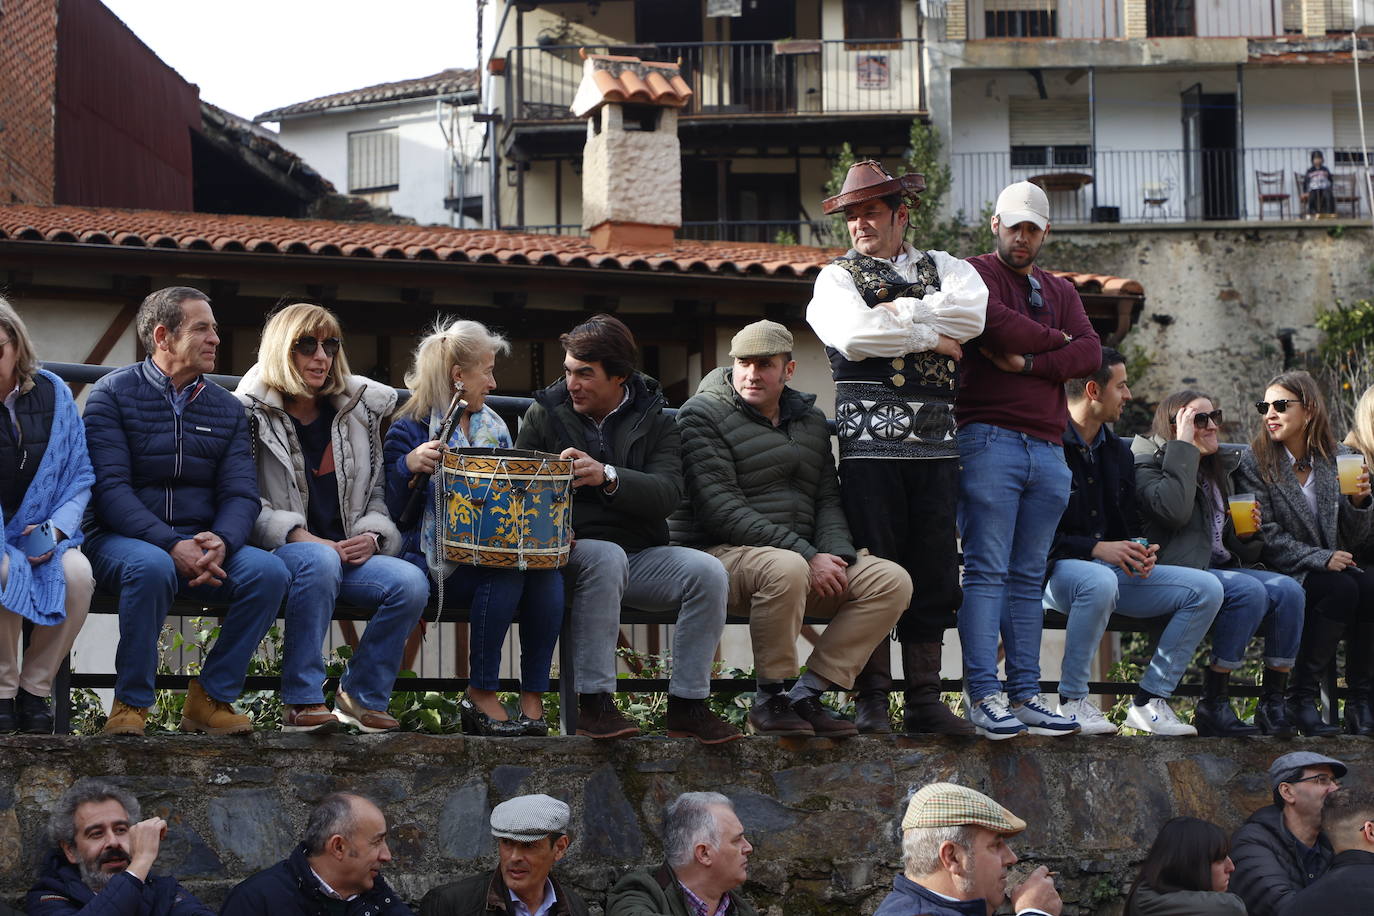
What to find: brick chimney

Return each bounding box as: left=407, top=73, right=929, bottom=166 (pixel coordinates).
left=570, top=51, right=693, bottom=249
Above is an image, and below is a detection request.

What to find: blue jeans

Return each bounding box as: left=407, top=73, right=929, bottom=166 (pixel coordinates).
left=1044, top=558, right=1223, bottom=698
left=403, top=553, right=565, bottom=694
left=86, top=532, right=287, bottom=709
left=564, top=540, right=727, bottom=699
left=957, top=424, right=1072, bottom=703
left=275, top=543, right=429, bottom=710
left=1207, top=567, right=1303, bottom=669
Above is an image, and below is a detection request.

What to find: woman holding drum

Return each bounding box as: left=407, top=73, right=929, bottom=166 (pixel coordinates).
left=1236, top=370, right=1374, bottom=736
left=238, top=303, right=429, bottom=733
left=384, top=318, right=564, bottom=737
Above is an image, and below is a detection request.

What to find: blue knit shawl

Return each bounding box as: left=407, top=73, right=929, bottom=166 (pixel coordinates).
left=1, top=370, right=95, bottom=625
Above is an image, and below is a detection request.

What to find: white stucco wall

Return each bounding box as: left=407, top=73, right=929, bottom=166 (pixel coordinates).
left=267, top=99, right=486, bottom=228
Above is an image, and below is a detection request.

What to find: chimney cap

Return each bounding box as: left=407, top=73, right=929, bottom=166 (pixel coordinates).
left=570, top=53, right=693, bottom=119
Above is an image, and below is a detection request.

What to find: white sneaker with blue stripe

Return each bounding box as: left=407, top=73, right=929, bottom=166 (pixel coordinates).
left=1011, top=693, right=1081, bottom=736
left=963, top=691, right=1028, bottom=740
left=1125, top=697, right=1197, bottom=736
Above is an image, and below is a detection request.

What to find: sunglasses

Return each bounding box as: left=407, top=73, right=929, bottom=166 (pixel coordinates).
left=1027, top=274, right=1043, bottom=310
left=294, top=335, right=341, bottom=358
left=1171, top=409, right=1225, bottom=429
left=1254, top=398, right=1304, bottom=415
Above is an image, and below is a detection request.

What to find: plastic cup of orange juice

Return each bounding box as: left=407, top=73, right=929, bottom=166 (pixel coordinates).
left=1337, top=454, right=1365, bottom=496
left=1229, top=494, right=1258, bottom=536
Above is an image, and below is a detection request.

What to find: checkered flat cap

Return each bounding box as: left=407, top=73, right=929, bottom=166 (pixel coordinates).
left=901, top=783, right=1027, bottom=836
left=489, top=794, right=571, bottom=841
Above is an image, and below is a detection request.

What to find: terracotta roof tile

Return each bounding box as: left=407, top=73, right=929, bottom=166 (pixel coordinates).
left=570, top=53, right=693, bottom=118
left=255, top=68, right=478, bottom=122
left=0, top=203, right=1147, bottom=296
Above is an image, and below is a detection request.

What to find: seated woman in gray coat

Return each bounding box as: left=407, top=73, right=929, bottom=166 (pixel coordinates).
left=1237, top=370, right=1374, bottom=737
left=1133, top=389, right=1303, bottom=738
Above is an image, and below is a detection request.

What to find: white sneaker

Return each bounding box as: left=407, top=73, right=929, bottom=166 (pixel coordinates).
left=962, top=691, right=1027, bottom=740
left=1056, top=696, right=1118, bottom=736
left=1010, top=693, right=1081, bottom=737
left=1125, top=698, right=1197, bottom=736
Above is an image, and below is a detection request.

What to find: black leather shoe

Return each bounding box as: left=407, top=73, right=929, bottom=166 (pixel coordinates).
left=0, top=697, right=16, bottom=733
left=746, top=693, right=814, bottom=737
left=16, top=690, right=53, bottom=734
left=1195, top=697, right=1260, bottom=737
left=458, top=697, right=524, bottom=737
left=1288, top=697, right=1342, bottom=737
left=515, top=714, right=550, bottom=737
left=790, top=696, right=858, bottom=739
left=1256, top=696, right=1297, bottom=738
left=1344, top=696, right=1374, bottom=736
left=854, top=692, right=893, bottom=734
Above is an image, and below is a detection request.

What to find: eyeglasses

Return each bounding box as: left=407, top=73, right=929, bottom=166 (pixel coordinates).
left=1255, top=399, right=1304, bottom=415
left=293, top=336, right=341, bottom=358
left=1171, top=409, right=1225, bottom=429
left=1287, top=773, right=1338, bottom=787
left=1027, top=274, right=1043, bottom=310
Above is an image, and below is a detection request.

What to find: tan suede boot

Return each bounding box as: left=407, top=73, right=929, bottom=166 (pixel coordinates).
left=179, top=679, right=253, bottom=735
left=102, top=700, right=149, bottom=736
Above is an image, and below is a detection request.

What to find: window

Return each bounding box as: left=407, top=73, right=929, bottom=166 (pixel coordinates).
left=1009, top=96, right=1091, bottom=169
left=348, top=128, right=399, bottom=193
left=843, top=0, right=901, bottom=44
left=985, top=0, right=1057, bottom=38
left=1146, top=0, right=1195, bottom=37
left=1333, top=91, right=1372, bottom=165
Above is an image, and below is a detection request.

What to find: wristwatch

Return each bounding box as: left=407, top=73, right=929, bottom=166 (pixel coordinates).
left=1020, top=353, right=1035, bottom=375
left=602, top=464, right=619, bottom=494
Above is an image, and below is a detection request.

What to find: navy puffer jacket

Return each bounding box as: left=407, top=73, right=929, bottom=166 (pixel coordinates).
left=25, top=848, right=213, bottom=915
left=83, top=360, right=258, bottom=552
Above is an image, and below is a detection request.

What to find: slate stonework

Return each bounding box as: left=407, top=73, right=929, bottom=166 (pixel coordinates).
left=1, top=734, right=1372, bottom=915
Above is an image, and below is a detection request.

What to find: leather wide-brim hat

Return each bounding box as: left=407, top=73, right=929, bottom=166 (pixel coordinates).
left=822, top=160, right=926, bottom=215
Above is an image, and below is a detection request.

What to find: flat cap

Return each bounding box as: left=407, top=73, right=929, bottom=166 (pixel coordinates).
left=1269, top=752, right=1347, bottom=790
left=489, top=794, right=571, bottom=841
left=901, top=783, right=1026, bottom=836
left=729, top=319, right=793, bottom=359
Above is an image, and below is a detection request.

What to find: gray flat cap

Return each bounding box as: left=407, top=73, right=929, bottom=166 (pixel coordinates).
left=1269, top=751, right=1348, bottom=789
left=490, top=794, right=571, bottom=841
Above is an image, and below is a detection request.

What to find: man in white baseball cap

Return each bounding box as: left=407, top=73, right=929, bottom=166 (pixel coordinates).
left=953, top=179, right=1102, bottom=740
left=874, top=782, right=1061, bottom=915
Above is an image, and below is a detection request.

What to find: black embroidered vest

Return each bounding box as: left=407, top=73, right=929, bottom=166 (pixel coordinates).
left=825, top=250, right=958, bottom=460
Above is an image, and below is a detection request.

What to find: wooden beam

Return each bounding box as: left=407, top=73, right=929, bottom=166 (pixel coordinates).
left=68, top=303, right=139, bottom=398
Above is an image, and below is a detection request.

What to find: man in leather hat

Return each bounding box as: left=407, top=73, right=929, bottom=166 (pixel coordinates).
left=805, top=159, right=988, bottom=736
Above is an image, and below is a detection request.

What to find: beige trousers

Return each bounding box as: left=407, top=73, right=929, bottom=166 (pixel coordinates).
left=0, top=548, right=94, bottom=698
left=706, top=545, right=912, bottom=688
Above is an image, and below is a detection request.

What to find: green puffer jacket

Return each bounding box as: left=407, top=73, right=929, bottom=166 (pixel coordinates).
left=607, top=864, right=757, bottom=916
left=514, top=372, right=682, bottom=552
left=1131, top=434, right=1262, bottom=570
left=671, top=367, right=854, bottom=561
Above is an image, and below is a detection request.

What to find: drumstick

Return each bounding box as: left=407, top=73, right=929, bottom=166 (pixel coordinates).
left=398, top=388, right=468, bottom=531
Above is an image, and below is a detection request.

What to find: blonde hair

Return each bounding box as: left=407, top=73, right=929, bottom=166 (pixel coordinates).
left=256, top=303, right=351, bottom=398
left=398, top=317, right=510, bottom=422
left=1346, top=385, right=1374, bottom=463
left=0, top=295, right=41, bottom=386
left=1249, top=370, right=1337, bottom=485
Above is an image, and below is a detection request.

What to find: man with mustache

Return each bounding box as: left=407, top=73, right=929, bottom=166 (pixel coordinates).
left=26, top=777, right=212, bottom=915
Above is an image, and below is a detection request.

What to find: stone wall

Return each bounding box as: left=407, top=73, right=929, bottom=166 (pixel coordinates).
left=1043, top=223, right=1373, bottom=432
left=2, top=734, right=1372, bottom=914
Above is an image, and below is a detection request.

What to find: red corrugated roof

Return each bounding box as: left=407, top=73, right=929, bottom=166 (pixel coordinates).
left=0, top=202, right=1146, bottom=295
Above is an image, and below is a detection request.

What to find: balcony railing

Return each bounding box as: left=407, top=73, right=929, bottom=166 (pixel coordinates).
left=505, top=38, right=924, bottom=124
left=950, top=146, right=1371, bottom=224
left=508, top=220, right=840, bottom=246
left=964, top=0, right=1286, bottom=39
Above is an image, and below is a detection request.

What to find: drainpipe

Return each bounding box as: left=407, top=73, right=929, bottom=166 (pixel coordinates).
left=1089, top=67, right=1098, bottom=216
left=1236, top=63, right=1245, bottom=220
left=1354, top=20, right=1374, bottom=231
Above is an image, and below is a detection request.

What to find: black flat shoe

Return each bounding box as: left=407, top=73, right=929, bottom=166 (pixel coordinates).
left=17, top=689, right=53, bottom=734
left=0, top=697, right=16, bottom=733
left=458, top=697, right=524, bottom=737
left=515, top=714, right=550, bottom=737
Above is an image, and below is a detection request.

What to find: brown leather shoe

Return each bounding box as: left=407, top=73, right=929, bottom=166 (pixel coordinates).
left=575, top=693, right=641, bottom=739
left=333, top=689, right=399, bottom=734
left=102, top=700, right=149, bottom=736
left=902, top=641, right=977, bottom=737
left=282, top=703, right=340, bottom=734
left=180, top=679, right=253, bottom=735
left=747, top=693, right=815, bottom=737
left=791, top=695, right=858, bottom=738
left=665, top=695, right=743, bottom=745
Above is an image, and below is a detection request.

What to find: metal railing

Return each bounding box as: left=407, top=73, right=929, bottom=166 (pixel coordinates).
left=950, top=146, right=1371, bottom=224
left=506, top=38, right=924, bottom=123
left=964, top=0, right=1287, bottom=39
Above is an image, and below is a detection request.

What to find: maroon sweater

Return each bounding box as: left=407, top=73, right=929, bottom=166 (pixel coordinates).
left=955, top=252, right=1102, bottom=443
